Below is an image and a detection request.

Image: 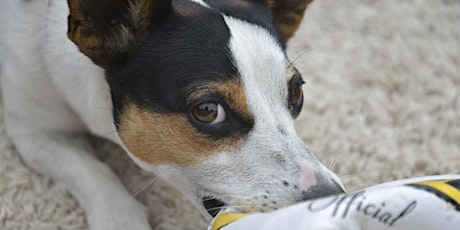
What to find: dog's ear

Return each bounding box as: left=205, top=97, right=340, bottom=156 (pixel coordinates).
left=67, top=0, right=171, bottom=69
left=266, top=0, right=313, bottom=41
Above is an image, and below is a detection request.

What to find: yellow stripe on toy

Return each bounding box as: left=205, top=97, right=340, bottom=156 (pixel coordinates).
left=408, top=179, right=460, bottom=209
left=211, top=212, right=250, bottom=230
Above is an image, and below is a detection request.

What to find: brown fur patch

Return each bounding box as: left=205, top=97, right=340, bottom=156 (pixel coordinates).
left=118, top=103, right=243, bottom=166
left=267, top=0, right=314, bottom=40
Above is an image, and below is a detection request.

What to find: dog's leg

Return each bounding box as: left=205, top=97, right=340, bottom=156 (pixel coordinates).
left=1, top=73, right=152, bottom=230
left=10, top=132, right=153, bottom=230
left=2, top=87, right=152, bottom=230
left=1, top=99, right=152, bottom=229
left=1, top=2, right=151, bottom=229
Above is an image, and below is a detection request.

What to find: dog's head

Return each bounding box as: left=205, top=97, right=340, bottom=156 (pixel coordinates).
left=67, top=0, right=344, bottom=218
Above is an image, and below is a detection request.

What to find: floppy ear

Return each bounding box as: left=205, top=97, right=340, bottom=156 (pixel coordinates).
left=267, top=0, right=313, bottom=41
left=67, top=0, right=171, bottom=69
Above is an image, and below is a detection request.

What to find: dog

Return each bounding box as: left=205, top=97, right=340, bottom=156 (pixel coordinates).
left=1, top=0, right=344, bottom=229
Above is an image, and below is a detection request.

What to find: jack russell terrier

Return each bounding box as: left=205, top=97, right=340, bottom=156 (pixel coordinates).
left=1, top=0, right=344, bottom=229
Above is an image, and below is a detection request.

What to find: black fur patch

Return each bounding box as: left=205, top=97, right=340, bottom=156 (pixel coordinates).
left=109, top=2, right=254, bottom=138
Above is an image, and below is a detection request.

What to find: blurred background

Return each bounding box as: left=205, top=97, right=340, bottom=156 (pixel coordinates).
left=291, top=0, right=460, bottom=190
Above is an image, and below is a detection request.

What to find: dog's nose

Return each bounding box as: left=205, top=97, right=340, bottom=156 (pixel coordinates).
left=294, top=155, right=344, bottom=196
left=298, top=180, right=345, bottom=202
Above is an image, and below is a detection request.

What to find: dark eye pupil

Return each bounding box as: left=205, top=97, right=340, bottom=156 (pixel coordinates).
left=193, top=103, right=218, bottom=123
left=290, top=85, right=303, bottom=106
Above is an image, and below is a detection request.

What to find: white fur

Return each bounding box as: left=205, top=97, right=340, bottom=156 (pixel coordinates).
left=223, top=16, right=295, bottom=135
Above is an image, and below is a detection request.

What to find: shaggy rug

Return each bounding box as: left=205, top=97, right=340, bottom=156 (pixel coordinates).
left=1, top=0, right=459, bottom=229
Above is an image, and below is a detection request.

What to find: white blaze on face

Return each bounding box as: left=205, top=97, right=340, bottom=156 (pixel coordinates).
left=222, top=16, right=326, bottom=194
left=223, top=16, right=295, bottom=134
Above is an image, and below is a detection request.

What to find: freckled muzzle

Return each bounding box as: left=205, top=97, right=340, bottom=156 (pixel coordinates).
left=199, top=170, right=344, bottom=217
left=188, top=132, right=345, bottom=218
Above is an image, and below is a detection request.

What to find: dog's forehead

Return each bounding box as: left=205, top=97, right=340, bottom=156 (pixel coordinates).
left=224, top=16, right=292, bottom=124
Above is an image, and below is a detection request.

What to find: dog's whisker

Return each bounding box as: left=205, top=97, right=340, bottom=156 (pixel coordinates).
left=132, top=175, right=161, bottom=198
left=290, top=48, right=315, bottom=65
left=100, top=127, right=130, bottom=137
left=327, top=149, right=351, bottom=172
left=339, top=174, right=355, bottom=184
left=327, top=157, right=338, bottom=171
left=101, top=130, right=117, bottom=137
left=205, top=205, right=252, bottom=212
left=340, top=174, right=354, bottom=179
left=201, top=195, right=252, bottom=202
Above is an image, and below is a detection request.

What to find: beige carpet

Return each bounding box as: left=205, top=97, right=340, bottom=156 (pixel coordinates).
left=1, top=0, right=460, bottom=229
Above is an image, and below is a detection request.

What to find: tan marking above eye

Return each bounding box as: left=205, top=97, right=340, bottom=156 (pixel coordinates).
left=118, top=103, right=242, bottom=166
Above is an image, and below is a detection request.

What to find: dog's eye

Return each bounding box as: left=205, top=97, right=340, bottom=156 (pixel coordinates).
left=288, top=75, right=305, bottom=117
left=290, top=84, right=303, bottom=107
left=192, top=102, right=226, bottom=124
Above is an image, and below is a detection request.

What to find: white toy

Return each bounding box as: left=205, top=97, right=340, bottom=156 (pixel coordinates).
left=209, top=175, right=460, bottom=230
